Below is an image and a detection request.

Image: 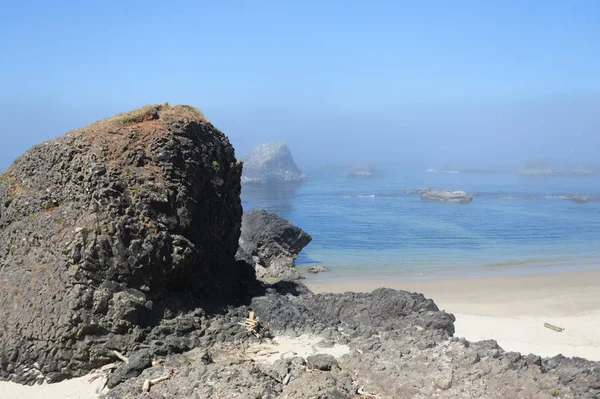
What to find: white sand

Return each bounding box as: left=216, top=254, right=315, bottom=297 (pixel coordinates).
left=247, top=334, right=350, bottom=364
left=308, top=270, right=600, bottom=361
left=0, top=373, right=105, bottom=399
left=453, top=313, right=600, bottom=360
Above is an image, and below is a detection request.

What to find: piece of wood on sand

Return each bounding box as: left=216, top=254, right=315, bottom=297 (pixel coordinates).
left=544, top=322, right=565, bottom=332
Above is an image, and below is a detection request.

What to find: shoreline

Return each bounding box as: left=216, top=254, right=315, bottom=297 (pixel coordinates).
left=307, top=269, right=600, bottom=360
left=298, top=256, right=600, bottom=283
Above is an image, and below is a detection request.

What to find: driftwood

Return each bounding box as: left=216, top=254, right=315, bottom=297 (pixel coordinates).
left=238, top=311, right=261, bottom=337
left=544, top=323, right=565, bottom=332
left=357, top=385, right=380, bottom=398
left=100, top=362, right=118, bottom=371
left=88, top=373, right=108, bottom=394
left=112, top=350, right=130, bottom=364
left=282, top=373, right=292, bottom=385
left=142, top=370, right=174, bottom=392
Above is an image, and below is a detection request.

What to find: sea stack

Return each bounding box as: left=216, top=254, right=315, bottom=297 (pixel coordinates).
left=241, top=141, right=306, bottom=184
left=0, top=104, right=243, bottom=383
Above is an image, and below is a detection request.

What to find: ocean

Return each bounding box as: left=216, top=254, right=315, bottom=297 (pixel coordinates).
left=241, top=168, right=600, bottom=281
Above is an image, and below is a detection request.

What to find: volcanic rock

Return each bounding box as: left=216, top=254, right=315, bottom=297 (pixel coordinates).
left=236, top=210, right=312, bottom=281
left=0, top=104, right=243, bottom=383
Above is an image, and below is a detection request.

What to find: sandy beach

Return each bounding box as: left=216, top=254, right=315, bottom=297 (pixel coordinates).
left=308, top=269, right=600, bottom=361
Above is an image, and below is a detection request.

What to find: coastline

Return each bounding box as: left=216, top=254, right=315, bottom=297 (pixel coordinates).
left=307, top=269, right=600, bottom=360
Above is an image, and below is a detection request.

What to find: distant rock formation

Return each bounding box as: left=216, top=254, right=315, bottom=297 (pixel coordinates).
left=405, top=188, right=473, bottom=203
left=346, top=169, right=375, bottom=178
left=236, top=210, right=312, bottom=281
left=345, top=165, right=382, bottom=179
left=0, top=104, right=244, bottom=383
left=404, top=188, right=432, bottom=196
left=241, top=141, right=306, bottom=184
left=552, top=195, right=600, bottom=203
left=517, top=161, right=597, bottom=177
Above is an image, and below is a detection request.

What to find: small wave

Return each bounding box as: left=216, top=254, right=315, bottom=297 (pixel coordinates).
left=341, top=194, right=376, bottom=198
left=483, top=257, right=570, bottom=268
left=426, top=169, right=459, bottom=174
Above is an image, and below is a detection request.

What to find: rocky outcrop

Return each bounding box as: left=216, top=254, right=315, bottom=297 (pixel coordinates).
left=236, top=210, right=312, bottom=282
left=0, top=104, right=244, bottom=383
left=241, top=141, right=306, bottom=184
left=405, top=188, right=474, bottom=203
left=104, top=284, right=600, bottom=398
left=556, top=195, right=599, bottom=203
left=517, top=161, right=597, bottom=177
left=344, top=165, right=381, bottom=178
left=308, top=265, right=327, bottom=274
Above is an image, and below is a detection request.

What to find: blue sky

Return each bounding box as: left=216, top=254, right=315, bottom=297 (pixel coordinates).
left=1, top=0, right=599, bottom=169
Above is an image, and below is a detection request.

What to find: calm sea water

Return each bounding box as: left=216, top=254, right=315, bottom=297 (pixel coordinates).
left=241, top=168, right=600, bottom=281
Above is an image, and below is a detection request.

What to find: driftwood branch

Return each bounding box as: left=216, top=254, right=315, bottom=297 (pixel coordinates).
left=544, top=323, right=565, bottom=332
left=357, top=386, right=380, bottom=398
left=142, top=370, right=174, bottom=392
left=100, top=362, right=118, bottom=371
left=88, top=373, right=108, bottom=394
left=238, top=311, right=261, bottom=337
left=282, top=373, right=291, bottom=385
left=112, top=350, right=130, bottom=364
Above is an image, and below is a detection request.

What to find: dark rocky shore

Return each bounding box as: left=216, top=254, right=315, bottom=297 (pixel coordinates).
left=0, top=105, right=598, bottom=398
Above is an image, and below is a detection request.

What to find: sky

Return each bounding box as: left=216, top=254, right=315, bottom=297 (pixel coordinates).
left=1, top=0, right=599, bottom=170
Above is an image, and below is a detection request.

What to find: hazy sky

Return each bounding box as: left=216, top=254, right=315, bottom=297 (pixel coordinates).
left=1, top=1, right=598, bottom=170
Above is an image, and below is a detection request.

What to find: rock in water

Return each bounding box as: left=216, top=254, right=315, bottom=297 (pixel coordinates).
left=236, top=210, right=312, bottom=281
left=241, top=141, right=306, bottom=184
left=0, top=104, right=243, bottom=383
left=308, top=265, right=327, bottom=274
left=405, top=188, right=473, bottom=203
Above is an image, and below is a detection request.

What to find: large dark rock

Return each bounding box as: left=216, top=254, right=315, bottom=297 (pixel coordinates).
left=0, top=104, right=243, bottom=383
left=106, top=349, right=152, bottom=388
left=241, top=141, right=306, bottom=184
left=306, top=354, right=338, bottom=371
left=236, top=210, right=312, bottom=282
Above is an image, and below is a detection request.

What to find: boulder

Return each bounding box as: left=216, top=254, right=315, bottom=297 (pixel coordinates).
left=241, top=141, right=306, bottom=184
left=236, top=210, right=312, bottom=281
left=0, top=104, right=243, bottom=383
left=306, top=354, right=339, bottom=371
